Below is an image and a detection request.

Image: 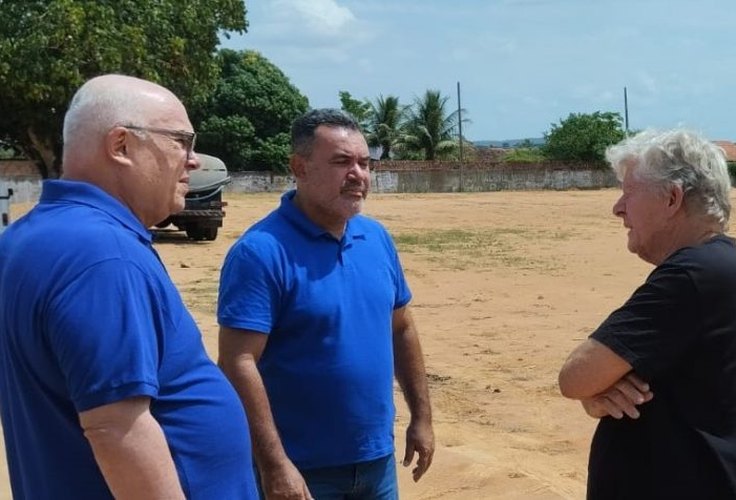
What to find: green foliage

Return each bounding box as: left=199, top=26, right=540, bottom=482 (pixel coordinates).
left=197, top=115, right=255, bottom=171
left=503, top=148, right=547, bottom=162
left=365, top=95, right=407, bottom=159
left=334, top=89, right=472, bottom=162
left=727, top=162, right=736, bottom=186
left=397, top=90, right=465, bottom=161
left=250, top=133, right=292, bottom=172
left=0, top=0, right=248, bottom=177
left=0, top=137, right=23, bottom=159
left=543, top=111, right=625, bottom=162
left=338, top=91, right=372, bottom=129
left=393, top=227, right=570, bottom=272
left=192, top=49, right=309, bottom=172
left=435, top=139, right=477, bottom=161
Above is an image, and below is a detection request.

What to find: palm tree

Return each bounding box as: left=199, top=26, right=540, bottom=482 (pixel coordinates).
left=366, top=95, right=406, bottom=160
left=399, top=90, right=463, bottom=160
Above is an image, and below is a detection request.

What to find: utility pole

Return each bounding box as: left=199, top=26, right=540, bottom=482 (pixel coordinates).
left=624, top=86, right=630, bottom=136
left=457, top=81, right=464, bottom=192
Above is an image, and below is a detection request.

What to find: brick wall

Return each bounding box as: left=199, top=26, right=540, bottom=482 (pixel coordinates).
left=0, top=160, right=39, bottom=178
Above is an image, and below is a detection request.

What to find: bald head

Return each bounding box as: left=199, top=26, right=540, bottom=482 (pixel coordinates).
left=62, top=75, right=186, bottom=168
left=59, top=74, right=198, bottom=227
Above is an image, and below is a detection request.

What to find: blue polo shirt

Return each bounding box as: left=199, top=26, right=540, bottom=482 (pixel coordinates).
left=218, top=190, right=411, bottom=469
left=0, top=180, right=257, bottom=499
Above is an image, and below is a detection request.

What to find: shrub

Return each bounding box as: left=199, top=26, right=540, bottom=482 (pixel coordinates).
left=727, top=162, right=736, bottom=186
left=503, top=148, right=546, bottom=163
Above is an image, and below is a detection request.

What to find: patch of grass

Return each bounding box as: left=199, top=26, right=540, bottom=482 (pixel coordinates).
left=393, top=227, right=574, bottom=272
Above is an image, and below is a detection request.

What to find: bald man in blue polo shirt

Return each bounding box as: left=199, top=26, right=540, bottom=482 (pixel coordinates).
left=0, top=75, right=257, bottom=499
left=218, top=108, right=435, bottom=499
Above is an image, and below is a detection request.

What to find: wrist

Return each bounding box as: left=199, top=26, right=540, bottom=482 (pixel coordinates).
left=409, top=411, right=433, bottom=426
left=255, top=447, right=291, bottom=471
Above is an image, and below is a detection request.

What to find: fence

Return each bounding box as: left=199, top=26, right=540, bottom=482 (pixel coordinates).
left=3, top=161, right=619, bottom=205
left=227, top=162, right=618, bottom=193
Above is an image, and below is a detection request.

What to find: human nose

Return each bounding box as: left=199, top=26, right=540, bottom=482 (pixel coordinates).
left=612, top=194, right=624, bottom=217
left=346, top=161, right=366, bottom=179
left=186, top=151, right=201, bottom=171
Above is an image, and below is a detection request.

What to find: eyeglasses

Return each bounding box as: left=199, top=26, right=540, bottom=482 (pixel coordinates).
left=124, top=125, right=197, bottom=159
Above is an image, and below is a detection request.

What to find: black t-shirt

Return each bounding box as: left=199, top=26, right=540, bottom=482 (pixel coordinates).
left=588, top=235, right=736, bottom=499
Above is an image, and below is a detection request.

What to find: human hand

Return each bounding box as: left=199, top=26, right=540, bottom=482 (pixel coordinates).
left=262, top=459, right=313, bottom=500
left=403, top=419, right=435, bottom=482
left=581, top=372, right=653, bottom=419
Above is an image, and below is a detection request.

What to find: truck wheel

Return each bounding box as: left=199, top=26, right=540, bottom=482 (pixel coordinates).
left=186, top=226, right=218, bottom=241
left=202, top=227, right=218, bottom=241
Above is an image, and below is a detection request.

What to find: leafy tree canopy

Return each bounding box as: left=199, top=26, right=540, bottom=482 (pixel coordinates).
left=543, top=111, right=625, bottom=162
left=398, top=90, right=464, bottom=161
left=192, top=49, right=309, bottom=172
left=0, top=0, right=248, bottom=177
left=366, top=95, right=407, bottom=160
left=338, top=91, right=371, bottom=129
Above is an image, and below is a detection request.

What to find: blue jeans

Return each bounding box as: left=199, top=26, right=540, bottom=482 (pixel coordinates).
left=301, top=454, right=398, bottom=500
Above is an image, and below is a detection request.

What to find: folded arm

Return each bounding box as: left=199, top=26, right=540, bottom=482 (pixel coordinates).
left=559, top=339, right=653, bottom=419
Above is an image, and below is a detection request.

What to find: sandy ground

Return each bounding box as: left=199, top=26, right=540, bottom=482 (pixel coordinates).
left=2, top=188, right=686, bottom=499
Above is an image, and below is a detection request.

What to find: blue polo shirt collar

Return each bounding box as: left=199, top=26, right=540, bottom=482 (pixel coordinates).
left=41, top=179, right=153, bottom=243
left=278, top=189, right=364, bottom=242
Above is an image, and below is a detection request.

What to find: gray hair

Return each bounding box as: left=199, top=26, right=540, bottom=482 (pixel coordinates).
left=62, top=75, right=159, bottom=155
left=290, top=108, right=361, bottom=157
left=605, top=129, right=731, bottom=228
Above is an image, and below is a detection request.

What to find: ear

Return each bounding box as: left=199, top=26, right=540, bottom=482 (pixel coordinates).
left=666, top=183, right=685, bottom=215
left=289, top=153, right=307, bottom=179
left=106, top=126, right=133, bottom=166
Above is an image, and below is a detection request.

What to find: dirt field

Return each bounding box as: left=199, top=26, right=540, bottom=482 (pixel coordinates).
left=3, top=188, right=681, bottom=499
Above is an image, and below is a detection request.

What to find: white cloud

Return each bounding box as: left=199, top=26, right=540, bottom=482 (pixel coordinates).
left=226, top=0, right=736, bottom=140
left=271, top=0, right=357, bottom=38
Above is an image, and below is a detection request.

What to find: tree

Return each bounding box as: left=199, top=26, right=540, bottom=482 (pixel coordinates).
left=0, top=0, right=248, bottom=178
left=543, top=111, right=625, bottom=162
left=398, top=90, right=463, bottom=161
left=365, top=95, right=406, bottom=160
left=192, top=49, right=309, bottom=172
left=338, top=91, right=371, bottom=129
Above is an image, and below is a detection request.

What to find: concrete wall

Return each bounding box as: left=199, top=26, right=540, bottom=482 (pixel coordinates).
left=2, top=162, right=619, bottom=204
left=0, top=160, right=42, bottom=203
left=374, top=165, right=618, bottom=193
left=226, top=171, right=295, bottom=193
left=228, top=163, right=618, bottom=194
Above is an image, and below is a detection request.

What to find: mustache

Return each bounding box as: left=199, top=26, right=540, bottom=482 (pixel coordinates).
left=341, top=181, right=366, bottom=191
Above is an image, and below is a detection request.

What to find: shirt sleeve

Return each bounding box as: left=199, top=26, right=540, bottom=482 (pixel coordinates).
left=217, top=239, right=280, bottom=334
left=591, top=262, right=699, bottom=381
left=388, top=235, right=412, bottom=309
left=46, top=259, right=161, bottom=412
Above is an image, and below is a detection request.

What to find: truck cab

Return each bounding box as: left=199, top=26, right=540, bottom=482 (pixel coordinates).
left=156, top=153, right=230, bottom=241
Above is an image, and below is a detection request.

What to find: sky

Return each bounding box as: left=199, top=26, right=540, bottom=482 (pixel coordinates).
left=222, top=0, right=736, bottom=142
